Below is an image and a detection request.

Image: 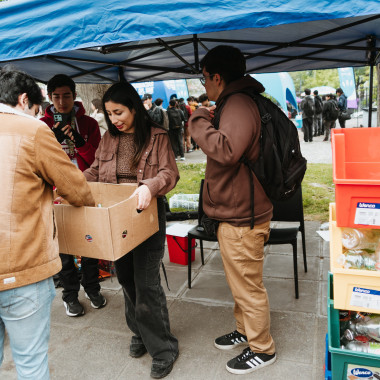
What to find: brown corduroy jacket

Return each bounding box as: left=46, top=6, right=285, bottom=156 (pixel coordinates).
left=0, top=105, right=95, bottom=291
left=83, top=126, right=179, bottom=197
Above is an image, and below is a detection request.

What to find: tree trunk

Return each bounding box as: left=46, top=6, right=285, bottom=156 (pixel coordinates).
left=76, top=83, right=111, bottom=115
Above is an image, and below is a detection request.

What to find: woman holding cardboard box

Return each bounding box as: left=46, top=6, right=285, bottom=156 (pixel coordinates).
left=84, top=82, right=179, bottom=379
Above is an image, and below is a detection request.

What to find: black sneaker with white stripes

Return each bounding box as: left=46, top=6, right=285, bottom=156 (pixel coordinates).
left=226, top=347, right=276, bottom=374
left=214, top=330, right=248, bottom=350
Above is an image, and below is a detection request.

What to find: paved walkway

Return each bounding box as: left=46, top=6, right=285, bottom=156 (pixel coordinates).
left=2, top=221, right=329, bottom=380
left=1, top=129, right=334, bottom=379
left=182, top=124, right=339, bottom=165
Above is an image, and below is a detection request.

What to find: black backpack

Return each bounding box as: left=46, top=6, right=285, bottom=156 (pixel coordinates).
left=326, top=99, right=339, bottom=121
left=314, top=96, right=323, bottom=114
left=214, top=90, right=307, bottom=227
left=302, top=96, right=315, bottom=117
left=179, top=103, right=189, bottom=122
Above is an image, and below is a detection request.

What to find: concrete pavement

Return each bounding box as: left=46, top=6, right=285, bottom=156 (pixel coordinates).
left=1, top=130, right=334, bottom=380
left=2, top=220, right=329, bottom=380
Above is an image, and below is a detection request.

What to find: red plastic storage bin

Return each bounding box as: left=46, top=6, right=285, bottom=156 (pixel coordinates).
left=332, top=128, right=380, bottom=229
left=166, top=235, right=195, bottom=265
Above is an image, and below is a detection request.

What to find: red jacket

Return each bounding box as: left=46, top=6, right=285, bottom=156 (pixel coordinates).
left=41, top=101, right=101, bottom=172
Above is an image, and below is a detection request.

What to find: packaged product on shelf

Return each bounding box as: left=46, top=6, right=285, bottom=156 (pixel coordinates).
left=339, top=309, right=380, bottom=355
left=341, top=228, right=380, bottom=250
left=342, top=341, right=380, bottom=354
left=338, top=228, right=380, bottom=271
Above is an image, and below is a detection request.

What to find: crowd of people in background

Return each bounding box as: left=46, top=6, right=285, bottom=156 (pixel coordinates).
left=140, top=93, right=209, bottom=159
left=299, top=87, right=348, bottom=142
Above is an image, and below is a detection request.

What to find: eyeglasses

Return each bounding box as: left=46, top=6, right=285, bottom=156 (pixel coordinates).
left=199, top=74, right=215, bottom=86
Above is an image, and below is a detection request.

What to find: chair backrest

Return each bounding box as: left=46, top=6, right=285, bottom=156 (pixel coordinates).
left=271, top=186, right=304, bottom=224
left=198, top=179, right=205, bottom=225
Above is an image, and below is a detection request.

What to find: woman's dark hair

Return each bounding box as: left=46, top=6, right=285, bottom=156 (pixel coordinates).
left=200, top=45, right=246, bottom=85
left=102, top=81, right=160, bottom=168
left=91, top=98, right=103, bottom=111
left=0, top=67, right=43, bottom=107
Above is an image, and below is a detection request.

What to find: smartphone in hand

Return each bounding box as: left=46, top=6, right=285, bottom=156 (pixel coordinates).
left=53, top=113, right=70, bottom=129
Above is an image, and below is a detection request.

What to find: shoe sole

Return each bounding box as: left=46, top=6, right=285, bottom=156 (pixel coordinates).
left=85, top=293, right=107, bottom=309
left=63, top=301, right=84, bottom=317
left=226, top=355, right=277, bottom=374
left=214, top=341, right=248, bottom=350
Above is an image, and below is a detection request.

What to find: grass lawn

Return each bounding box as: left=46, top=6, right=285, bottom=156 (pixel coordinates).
left=167, top=162, right=335, bottom=223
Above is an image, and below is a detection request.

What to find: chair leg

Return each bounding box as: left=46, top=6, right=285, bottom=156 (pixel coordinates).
left=200, top=239, right=204, bottom=265
left=188, top=236, right=192, bottom=289
left=292, top=241, right=299, bottom=299
left=301, top=228, right=307, bottom=273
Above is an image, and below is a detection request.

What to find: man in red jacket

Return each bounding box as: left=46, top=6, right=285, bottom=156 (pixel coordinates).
left=41, top=74, right=106, bottom=317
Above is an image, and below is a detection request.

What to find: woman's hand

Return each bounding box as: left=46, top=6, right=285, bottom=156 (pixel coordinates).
left=129, top=185, right=152, bottom=211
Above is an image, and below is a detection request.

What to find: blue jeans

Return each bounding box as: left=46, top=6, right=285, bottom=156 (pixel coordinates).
left=0, top=278, right=55, bottom=380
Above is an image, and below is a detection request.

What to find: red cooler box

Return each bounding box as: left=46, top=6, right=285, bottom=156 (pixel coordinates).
left=332, top=128, right=380, bottom=229
left=166, top=223, right=196, bottom=265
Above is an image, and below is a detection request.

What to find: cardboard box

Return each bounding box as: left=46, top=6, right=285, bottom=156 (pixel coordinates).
left=54, top=182, right=159, bottom=261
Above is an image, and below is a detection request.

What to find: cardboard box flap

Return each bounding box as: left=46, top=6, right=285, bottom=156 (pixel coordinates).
left=89, top=182, right=137, bottom=207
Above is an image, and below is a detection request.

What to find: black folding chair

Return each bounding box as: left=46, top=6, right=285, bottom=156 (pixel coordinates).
left=187, top=179, right=218, bottom=288
left=265, top=186, right=307, bottom=299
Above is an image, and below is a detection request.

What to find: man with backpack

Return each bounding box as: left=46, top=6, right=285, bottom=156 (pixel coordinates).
left=300, top=88, right=315, bottom=142
left=336, top=88, right=348, bottom=128
left=189, top=45, right=276, bottom=375
left=178, top=97, right=192, bottom=152
left=313, top=90, right=323, bottom=136
left=322, top=93, right=339, bottom=141
left=167, top=99, right=186, bottom=160
left=142, top=93, right=164, bottom=126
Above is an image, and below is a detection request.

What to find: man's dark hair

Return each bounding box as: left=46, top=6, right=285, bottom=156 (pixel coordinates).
left=187, top=96, right=194, bottom=102
left=304, top=88, right=311, bottom=95
left=336, top=88, right=343, bottom=95
left=200, top=45, right=246, bottom=85
left=169, top=99, right=176, bottom=107
left=0, top=66, right=43, bottom=107
left=198, top=93, right=209, bottom=103
left=313, top=90, right=318, bottom=95
left=154, top=98, right=163, bottom=106
left=47, top=74, right=76, bottom=96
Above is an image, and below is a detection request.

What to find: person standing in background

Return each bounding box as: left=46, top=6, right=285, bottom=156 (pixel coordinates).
left=300, top=89, right=315, bottom=142
left=41, top=74, right=106, bottom=317
left=91, top=98, right=108, bottom=136
left=313, top=90, right=323, bottom=136
left=336, top=88, right=348, bottom=128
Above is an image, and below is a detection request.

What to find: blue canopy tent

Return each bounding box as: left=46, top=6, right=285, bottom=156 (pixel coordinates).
left=251, top=72, right=298, bottom=113
left=0, top=0, right=379, bottom=123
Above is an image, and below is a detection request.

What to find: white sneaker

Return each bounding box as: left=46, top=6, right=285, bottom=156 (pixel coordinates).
left=180, top=157, right=186, bottom=161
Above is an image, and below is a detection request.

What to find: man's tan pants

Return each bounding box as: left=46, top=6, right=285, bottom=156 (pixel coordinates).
left=217, top=221, right=275, bottom=355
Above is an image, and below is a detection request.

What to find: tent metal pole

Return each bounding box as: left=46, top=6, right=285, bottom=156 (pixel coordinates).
left=193, top=34, right=199, bottom=73
left=367, top=35, right=376, bottom=128
left=368, top=64, right=374, bottom=128
left=118, top=66, right=126, bottom=82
